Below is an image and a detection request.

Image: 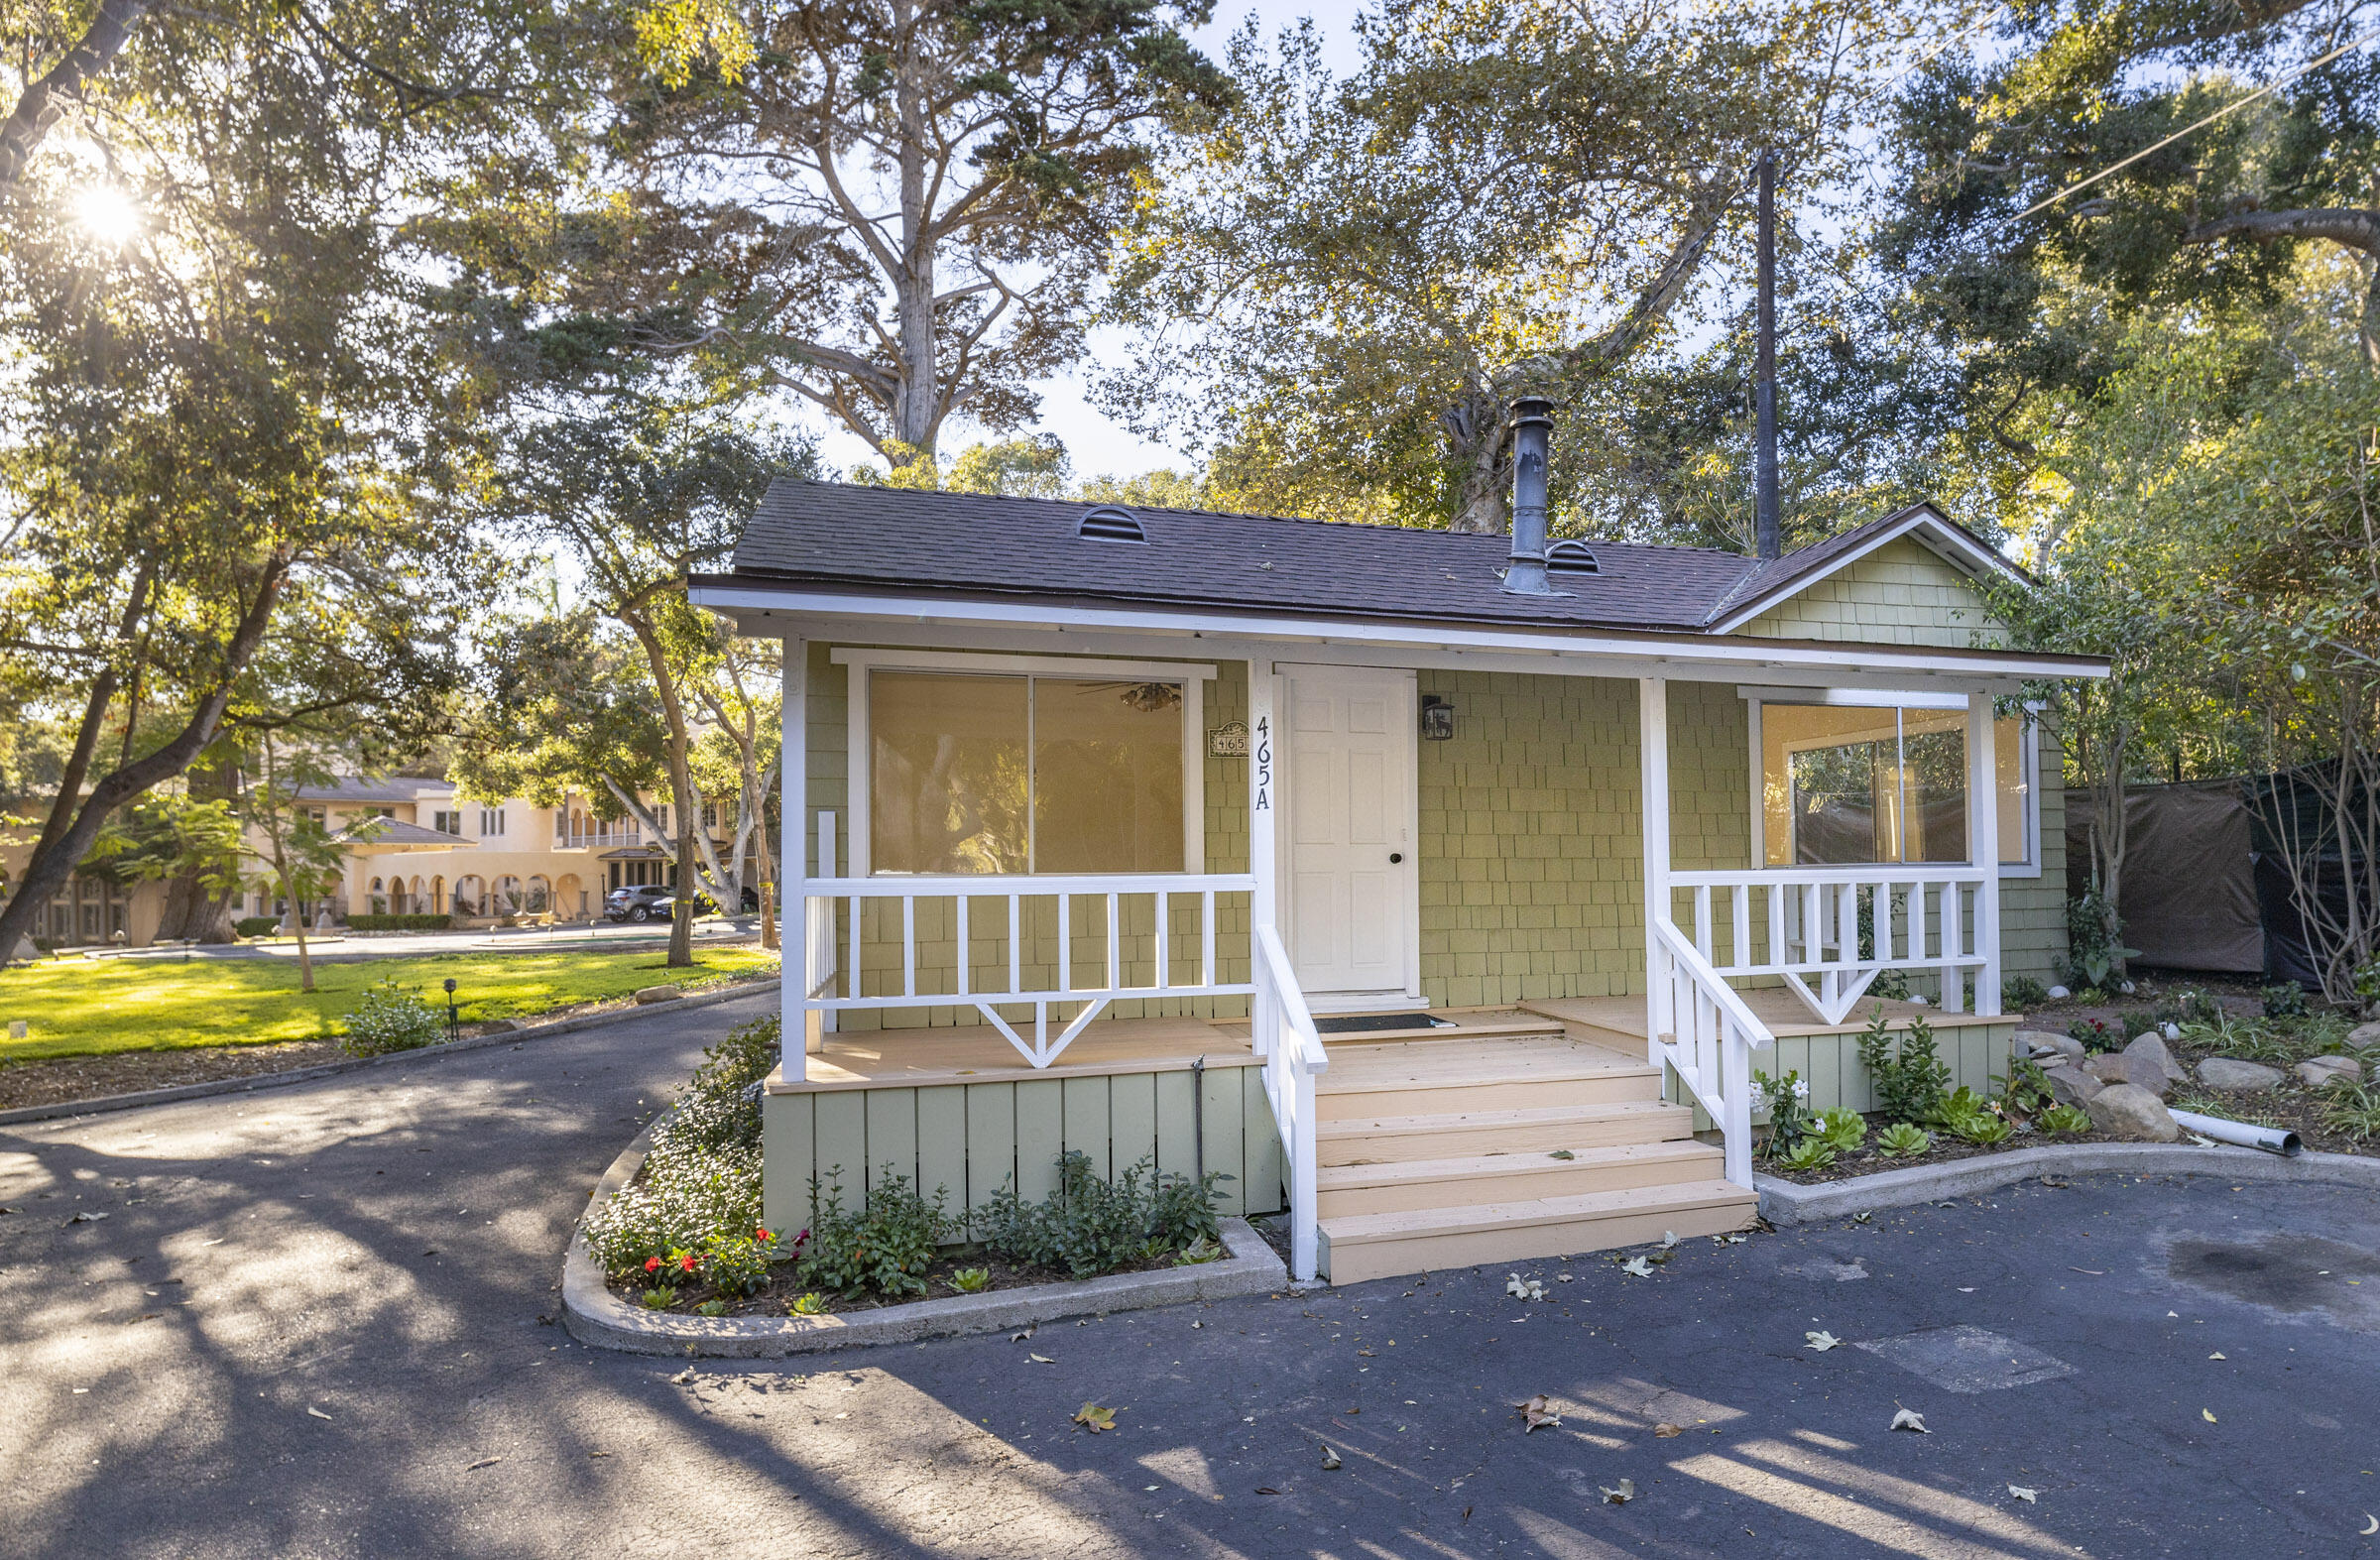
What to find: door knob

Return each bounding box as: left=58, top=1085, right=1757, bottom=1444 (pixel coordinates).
left=1389, top=852, right=1403, bottom=864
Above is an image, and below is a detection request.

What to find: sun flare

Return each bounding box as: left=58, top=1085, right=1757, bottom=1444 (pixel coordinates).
left=72, top=185, right=143, bottom=245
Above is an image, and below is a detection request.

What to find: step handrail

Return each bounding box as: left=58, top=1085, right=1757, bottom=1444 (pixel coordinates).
left=1649, top=914, right=1773, bottom=1189
left=1251, top=923, right=1327, bottom=1282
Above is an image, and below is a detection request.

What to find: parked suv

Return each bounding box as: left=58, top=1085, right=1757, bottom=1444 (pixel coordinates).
left=605, top=885, right=675, bottom=923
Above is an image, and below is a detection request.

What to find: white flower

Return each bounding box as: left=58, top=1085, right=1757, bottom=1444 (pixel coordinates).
left=1791, top=1078, right=1810, bottom=1101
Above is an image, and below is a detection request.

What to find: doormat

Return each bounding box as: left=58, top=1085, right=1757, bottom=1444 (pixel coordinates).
left=1311, top=1013, right=1453, bottom=1034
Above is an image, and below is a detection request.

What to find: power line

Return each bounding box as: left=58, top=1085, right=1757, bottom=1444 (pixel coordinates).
left=2016, top=26, right=2380, bottom=221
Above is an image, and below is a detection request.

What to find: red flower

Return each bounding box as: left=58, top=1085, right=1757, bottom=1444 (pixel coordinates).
left=756, top=1227, right=774, bottom=1245
left=644, top=1257, right=661, bottom=1274
left=680, top=1253, right=699, bottom=1272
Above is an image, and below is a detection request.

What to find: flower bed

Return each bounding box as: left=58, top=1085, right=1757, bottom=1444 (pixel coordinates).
left=581, top=1017, right=1232, bottom=1318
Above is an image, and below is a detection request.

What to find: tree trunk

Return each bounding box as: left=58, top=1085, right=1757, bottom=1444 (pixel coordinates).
left=156, top=748, right=241, bottom=942
left=0, top=550, right=288, bottom=962
left=621, top=606, right=702, bottom=968
left=892, top=0, right=938, bottom=459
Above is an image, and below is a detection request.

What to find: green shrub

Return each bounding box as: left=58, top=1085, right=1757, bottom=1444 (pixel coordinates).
left=2065, top=892, right=2138, bottom=990
left=1874, top=1123, right=1932, bottom=1156
left=1753, top=1069, right=1812, bottom=1156
left=234, top=915, right=280, bottom=937
left=2115, top=1009, right=2159, bottom=1042
left=344, top=913, right=452, bottom=931
left=2037, top=1104, right=2092, bottom=1135
left=2068, top=1017, right=2120, bottom=1053
left=1812, top=1107, right=1867, bottom=1152
left=2320, top=1079, right=2380, bottom=1143
left=338, top=978, right=445, bottom=1056
left=1778, top=1138, right=1837, bottom=1172
left=2002, top=975, right=2051, bottom=1010
left=1951, top=1113, right=2014, bottom=1146
left=970, top=1151, right=1230, bottom=1280
left=582, top=1142, right=762, bottom=1275
left=1869, top=967, right=1911, bottom=1001
left=798, top=1168, right=954, bottom=1297
left=788, top=1291, right=828, bottom=1316
left=1857, top=1009, right=1949, bottom=1125
left=641, top=1286, right=678, bottom=1309
left=1994, top=1058, right=2057, bottom=1118
left=948, top=1266, right=992, bottom=1293
left=698, top=1228, right=779, bottom=1297
left=2262, top=981, right=2310, bottom=1019
left=1173, top=1236, right=1225, bottom=1265
left=1148, top=1163, right=1233, bottom=1249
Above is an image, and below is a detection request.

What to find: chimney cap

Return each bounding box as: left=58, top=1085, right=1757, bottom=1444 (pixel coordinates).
left=1509, top=395, right=1555, bottom=427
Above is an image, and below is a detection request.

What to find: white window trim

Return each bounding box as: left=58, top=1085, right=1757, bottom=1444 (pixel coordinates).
left=1742, top=691, right=2041, bottom=877
left=836, top=647, right=1214, bottom=878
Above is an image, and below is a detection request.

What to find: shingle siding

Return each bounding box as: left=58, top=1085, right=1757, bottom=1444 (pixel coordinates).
left=1737, top=539, right=2006, bottom=648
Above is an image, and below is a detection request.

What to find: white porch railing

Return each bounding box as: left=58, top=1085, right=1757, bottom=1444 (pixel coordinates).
left=799, top=866, right=1257, bottom=1068
left=1648, top=916, right=1772, bottom=1188
left=1667, top=866, right=1994, bottom=1024
left=1251, top=923, right=1328, bottom=1282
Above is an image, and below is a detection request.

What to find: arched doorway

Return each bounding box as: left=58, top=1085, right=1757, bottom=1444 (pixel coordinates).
left=496, top=876, right=524, bottom=914
left=526, top=875, right=550, bottom=913
left=369, top=877, right=388, bottom=915
left=555, top=873, right=583, bottom=920
left=454, top=876, right=483, bottom=916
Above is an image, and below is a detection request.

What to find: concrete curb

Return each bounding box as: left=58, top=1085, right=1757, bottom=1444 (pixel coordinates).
left=1758, top=1140, right=2380, bottom=1225
left=0, top=977, right=778, bottom=1129
left=561, top=1126, right=1289, bottom=1359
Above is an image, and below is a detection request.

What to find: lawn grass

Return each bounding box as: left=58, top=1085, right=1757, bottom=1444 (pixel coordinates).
left=0, top=946, right=780, bottom=1064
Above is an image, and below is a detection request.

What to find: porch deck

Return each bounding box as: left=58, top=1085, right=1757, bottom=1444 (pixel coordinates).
left=1522, top=990, right=2012, bottom=1043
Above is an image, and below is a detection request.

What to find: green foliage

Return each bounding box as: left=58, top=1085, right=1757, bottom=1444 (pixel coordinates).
left=1874, top=1123, right=1933, bottom=1157
left=641, top=1287, right=678, bottom=1310
left=1777, top=1138, right=1838, bottom=1172
left=1995, top=1058, right=2057, bottom=1119
left=2064, top=895, right=2139, bottom=991
left=1928, top=1086, right=1990, bottom=1131
left=971, top=1152, right=1231, bottom=1280
left=337, top=979, right=445, bottom=1056
left=2002, top=976, right=2051, bottom=1011
left=788, top=1292, right=828, bottom=1316
left=1951, top=1114, right=2014, bottom=1147
left=697, top=1229, right=779, bottom=1298
left=1857, top=1010, right=1950, bottom=1126
left=2262, top=983, right=2310, bottom=1020
left=2069, top=1018, right=2120, bottom=1054
left=797, top=1169, right=954, bottom=1298
left=694, top=1299, right=729, bottom=1317
left=2038, top=1104, right=2093, bottom=1136
left=2320, top=1080, right=2380, bottom=1145
left=1811, top=1108, right=1867, bottom=1153
left=234, top=917, right=281, bottom=938
left=344, top=914, right=453, bottom=931
left=1173, top=1236, right=1225, bottom=1265
left=1754, top=1069, right=1812, bottom=1157
left=948, top=1267, right=992, bottom=1294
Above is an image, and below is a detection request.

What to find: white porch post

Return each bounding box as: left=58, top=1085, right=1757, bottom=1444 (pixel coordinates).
left=1968, top=690, right=2003, bottom=1017
left=1249, top=660, right=1277, bottom=935
left=781, top=637, right=809, bottom=1078
left=1638, top=676, right=1672, bottom=1068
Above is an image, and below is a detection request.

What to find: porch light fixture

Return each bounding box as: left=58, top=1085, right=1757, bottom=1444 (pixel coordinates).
left=1420, top=695, right=1455, bottom=740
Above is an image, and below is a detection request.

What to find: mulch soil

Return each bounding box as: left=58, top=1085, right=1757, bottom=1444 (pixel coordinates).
left=1766, top=972, right=2376, bottom=1182
left=607, top=1246, right=1200, bottom=1319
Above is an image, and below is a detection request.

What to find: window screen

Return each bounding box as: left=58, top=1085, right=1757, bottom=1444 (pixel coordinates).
left=868, top=669, right=1188, bottom=875
left=1762, top=706, right=2029, bottom=867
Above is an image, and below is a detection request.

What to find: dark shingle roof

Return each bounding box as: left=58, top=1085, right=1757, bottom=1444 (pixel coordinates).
left=728, top=481, right=1770, bottom=632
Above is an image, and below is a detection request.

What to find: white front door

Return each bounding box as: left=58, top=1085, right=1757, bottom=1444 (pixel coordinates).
left=1282, top=665, right=1417, bottom=1001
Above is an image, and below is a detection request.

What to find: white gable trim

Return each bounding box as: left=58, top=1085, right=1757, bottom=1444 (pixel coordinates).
left=1705, top=507, right=2025, bottom=636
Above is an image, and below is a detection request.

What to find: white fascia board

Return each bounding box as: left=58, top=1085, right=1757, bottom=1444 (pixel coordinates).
left=1705, top=509, right=2025, bottom=635
left=687, top=582, right=2104, bottom=688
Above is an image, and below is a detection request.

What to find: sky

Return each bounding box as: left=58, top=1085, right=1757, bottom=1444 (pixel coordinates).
left=805, top=0, right=1373, bottom=485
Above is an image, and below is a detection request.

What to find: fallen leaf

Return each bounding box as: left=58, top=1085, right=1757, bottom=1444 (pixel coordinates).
left=2360, top=1514, right=2377, bottom=1536
left=1255, top=1486, right=1280, bottom=1496
left=1599, top=1479, right=1635, bottom=1504
left=306, top=1406, right=332, bottom=1421
left=65, top=1211, right=107, bottom=1225
left=2209, top=1352, right=2226, bottom=1361
left=1890, top=1408, right=1928, bottom=1434
left=1957, top=1287, right=1975, bottom=1294
left=1805, top=1330, right=1842, bottom=1352
left=1320, top=1446, right=1342, bottom=1471
left=466, top=1457, right=502, bottom=1472
left=1548, top=1148, right=1575, bottom=1160
left=1073, top=1402, right=1118, bottom=1434
left=1357, top=1349, right=1375, bottom=1357
left=670, top=1370, right=694, bottom=1385
left=1515, top=1393, right=1562, bottom=1431
left=1027, top=1353, right=1054, bottom=1365
left=2069, top=1267, right=2105, bottom=1276
left=1659, top=1230, right=1680, bottom=1250
left=1851, top=1211, right=1873, bottom=1224
left=2008, top=1485, right=2038, bottom=1503
left=2202, top=1408, right=2217, bottom=1423
left=1653, top=1423, right=1684, bottom=1439
left=1619, top=1257, right=1656, bottom=1278
left=1011, top=1326, right=1036, bottom=1342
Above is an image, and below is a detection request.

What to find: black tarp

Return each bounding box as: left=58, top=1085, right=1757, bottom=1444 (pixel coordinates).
left=2067, top=780, right=2264, bottom=975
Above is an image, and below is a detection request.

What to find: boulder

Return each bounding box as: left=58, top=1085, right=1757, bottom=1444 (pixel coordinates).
left=2018, top=1029, right=2085, bottom=1065
left=2197, top=1057, right=2285, bottom=1092
left=2296, top=1055, right=2365, bottom=1089
left=2047, top=985, right=2071, bottom=1000
left=632, top=985, right=684, bottom=1006
left=2348, top=1021, right=2380, bottom=1051
left=2042, top=1064, right=2105, bottom=1109
left=2123, top=1032, right=2189, bottom=1090
left=2085, top=1083, right=2180, bottom=1142
left=2083, top=1051, right=2170, bottom=1098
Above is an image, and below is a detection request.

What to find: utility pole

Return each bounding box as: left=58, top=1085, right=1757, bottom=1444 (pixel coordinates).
left=1754, top=148, right=1781, bottom=561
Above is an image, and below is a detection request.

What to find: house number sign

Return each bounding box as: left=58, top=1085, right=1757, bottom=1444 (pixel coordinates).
left=1252, top=716, right=1271, bottom=810
left=1208, top=720, right=1250, bottom=758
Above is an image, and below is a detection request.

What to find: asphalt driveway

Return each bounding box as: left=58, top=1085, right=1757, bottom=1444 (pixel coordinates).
left=4, top=989, right=2377, bottom=1559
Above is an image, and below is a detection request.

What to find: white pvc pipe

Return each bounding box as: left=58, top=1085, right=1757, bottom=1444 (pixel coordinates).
left=2170, top=1108, right=2302, bottom=1157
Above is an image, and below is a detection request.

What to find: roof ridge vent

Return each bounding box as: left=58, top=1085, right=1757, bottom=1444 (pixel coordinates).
left=1077, top=505, right=1146, bottom=543
left=1545, top=539, right=1601, bottom=574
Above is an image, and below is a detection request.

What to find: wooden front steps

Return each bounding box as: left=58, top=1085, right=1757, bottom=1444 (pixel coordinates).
left=1311, top=1021, right=1756, bottom=1284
